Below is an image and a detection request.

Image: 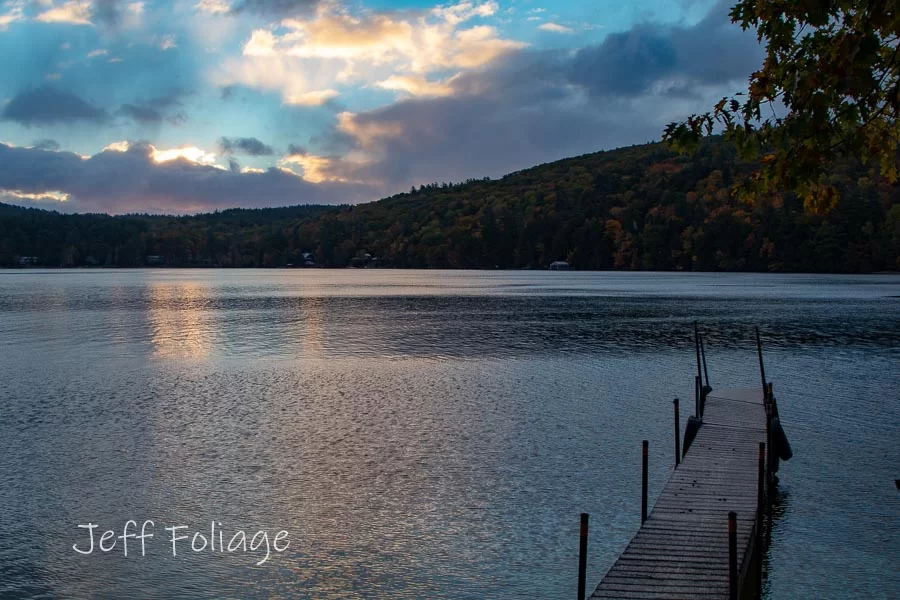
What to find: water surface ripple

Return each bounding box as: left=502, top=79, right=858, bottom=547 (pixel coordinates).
left=0, top=270, right=897, bottom=599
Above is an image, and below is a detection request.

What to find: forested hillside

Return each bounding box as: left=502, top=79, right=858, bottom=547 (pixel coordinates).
left=2, top=139, right=898, bottom=271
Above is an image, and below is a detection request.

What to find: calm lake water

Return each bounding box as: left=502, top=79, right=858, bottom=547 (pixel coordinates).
left=1, top=270, right=898, bottom=599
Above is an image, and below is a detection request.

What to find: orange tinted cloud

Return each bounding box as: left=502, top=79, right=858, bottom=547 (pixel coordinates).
left=215, top=1, right=524, bottom=104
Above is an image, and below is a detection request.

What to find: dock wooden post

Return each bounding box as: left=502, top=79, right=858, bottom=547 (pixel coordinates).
left=696, top=375, right=705, bottom=418
left=755, top=326, right=767, bottom=398
left=578, top=513, right=588, bottom=600
left=700, top=332, right=711, bottom=389
left=641, top=440, right=649, bottom=523
left=765, top=384, right=774, bottom=493
left=728, top=511, right=738, bottom=600
left=673, top=398, right=681, bottom=467
left=694, top=321, right=703, bottom=386
left=757, top=442, right=766, bottom=554
left=695, top=375, right=700, bottom=417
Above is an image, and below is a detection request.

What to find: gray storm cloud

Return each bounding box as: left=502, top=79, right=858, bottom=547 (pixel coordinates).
left=0, top=142, right=373, bottom=214
left=2, top=86, right=109, bottom=126
left=219, top=137, right=276, bottom=156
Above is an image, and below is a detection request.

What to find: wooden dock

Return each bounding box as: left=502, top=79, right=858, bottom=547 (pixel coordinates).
left=589, top=386, right=774, bottom=600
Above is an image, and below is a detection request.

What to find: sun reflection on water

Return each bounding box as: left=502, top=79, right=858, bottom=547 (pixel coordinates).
left=149, top=282, right=217, bottom=358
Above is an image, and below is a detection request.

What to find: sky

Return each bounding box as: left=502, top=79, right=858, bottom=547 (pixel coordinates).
left=0, top=0, right=764, bottom=214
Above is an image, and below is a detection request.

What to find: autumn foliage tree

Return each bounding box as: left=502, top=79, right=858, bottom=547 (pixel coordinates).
left=1, top=137, right=897, bottom=271
left=664, top=0, right=900, bottom=212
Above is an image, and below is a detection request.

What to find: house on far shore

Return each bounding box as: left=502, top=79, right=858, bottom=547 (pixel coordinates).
left=17, top=256, right=38, bottom=266
left=349, top=252, right=379, bottom=268
left=548, top=260, right=569, bottom=271
left=146, top=255, right=164, bottom=266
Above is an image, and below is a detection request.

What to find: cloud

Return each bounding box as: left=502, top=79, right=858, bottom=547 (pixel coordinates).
left=30, top=0, right=144, bottom=28
left=299, top=52, right=600, bottom=188
left=212, top=54, right=327, bottom=105
left=432, top=1, right=498, bottom=25
left=280, top=151, right=344, bottom=183
left=35, top=1, right=93, bottom=25
left=193, top=0, right=324, bottom=17
left=284, top=89, right=338, bottom=105
left=143, top=88, right=187, bottom=109
left=243, top=28, right=276, bottom=56
left=0, top=1, right=24, bottom=30
left=0, top=3, right=200, bottom=131
left=150, top=144, right=218, bottom=165
left=32, top=139, right=61, bottom=151
left=375, top=74, right=456, bottom=97
left=118, top=103, right=164, bottom=123
left=228, top=0, right=321, bottom=17
left=214, top=1, right=524, bottom=103
left=89, top=0, right=119, bottom=25
left=279, top=11, right=416, bottom=63
left=569, top=0, right=763, bottom=98
left=218, top=136, right=275, bottom=156
left=195, top=0, right=231, bottom=14
left=570, top=25, right=677, bottom=95
left=1, top=86, right=109, bottom=126
left=315, top=86, right=628, bottom=189
left=0, top=189, right=70, bottom=206
left=0, top=141, right=373, bottom=214
left=303, top=1, right=763, bottom=192
left=117, top=89, right=188, bottom=125
left=90, top=0, right=145, bottom=28
left=538, top=22, right=573, bottom=34
left=159, top=34, right=176, bottom=50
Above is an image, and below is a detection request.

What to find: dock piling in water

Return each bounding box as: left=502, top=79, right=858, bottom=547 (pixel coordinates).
left=765, top=382, right=775, bottom=493
left=694, top=321, right=703, bottom=387
left=728, top=511, right=738, bottom=600
left=695, top=375, right=701, bottom=417
left=673, top=398, right=681, bottom=467
left=700, top=332, right=711, bottom=390
left=755, top=326, right=768, bottom=397
left=578, top=513, right=589, bottom=600
left=641, top=440, right=648, bottom=524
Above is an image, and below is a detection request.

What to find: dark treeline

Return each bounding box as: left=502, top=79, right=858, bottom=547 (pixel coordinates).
left=2, top=139, right=898, bottom=271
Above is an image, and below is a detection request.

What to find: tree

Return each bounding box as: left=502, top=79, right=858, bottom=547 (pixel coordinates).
left=664, top=0, right=900, bottom=213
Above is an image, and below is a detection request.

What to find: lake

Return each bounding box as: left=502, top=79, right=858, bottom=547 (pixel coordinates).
left=0, top=270, right=898, bottom=598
